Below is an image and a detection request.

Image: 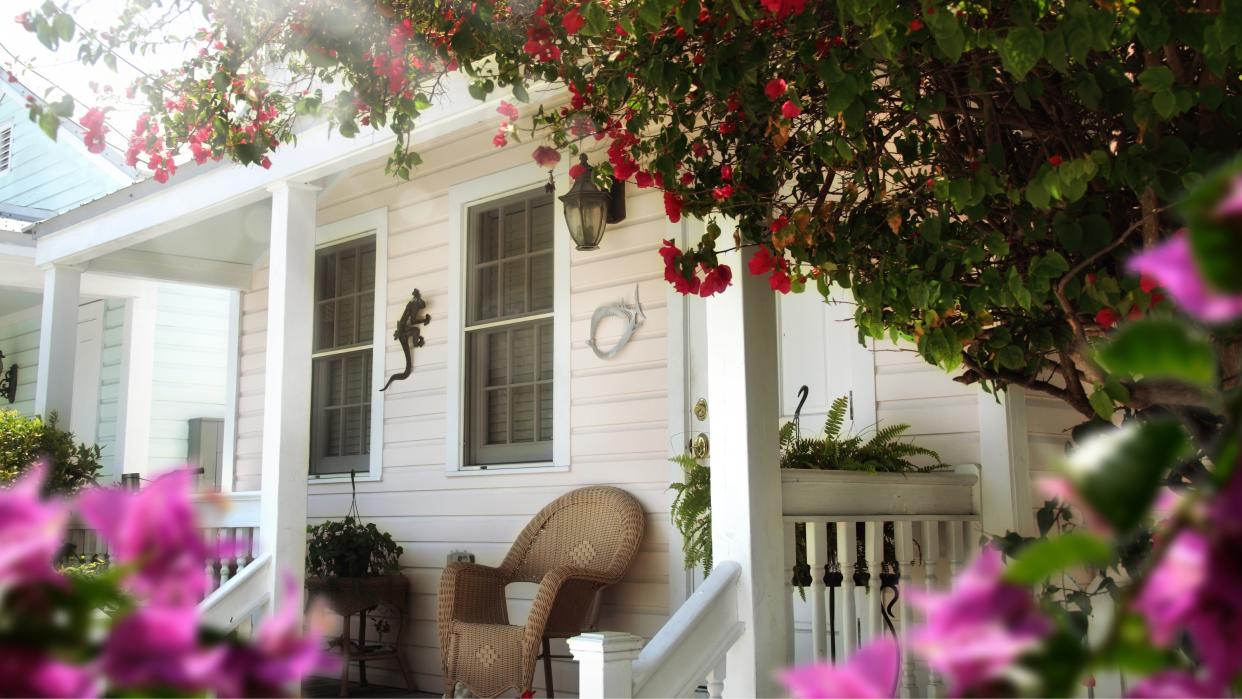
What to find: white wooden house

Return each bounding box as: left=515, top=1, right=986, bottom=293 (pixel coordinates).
left=17, top=75, right=1084, bottom=697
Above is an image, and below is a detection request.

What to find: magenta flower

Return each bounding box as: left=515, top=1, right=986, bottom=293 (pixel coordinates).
left=77, top=468, right=216, bottom=604
left=0, top=464, right=69, bottom=588
left=779, top=637, right=900, bottom=699
left=101, top=603, right=226, bottom=690
left=1127, top=232, right=1242, bottom=323
left=0, top=647, right=98, bottom=698
left=1127, top=670, right=1223, bottom=698
left=214, top=577, right=338, bottom=696
left=1214, top=174, right=1242, bottom=218
left=906, top=546, right=1052, bottom=696
left=1133, top=531, right=1208, bottom=646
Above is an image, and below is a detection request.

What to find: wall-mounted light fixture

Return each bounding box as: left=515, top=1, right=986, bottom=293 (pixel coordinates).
left=560, top=154, right=627, bottom=251
left=0, top=350, right=17, bottom=404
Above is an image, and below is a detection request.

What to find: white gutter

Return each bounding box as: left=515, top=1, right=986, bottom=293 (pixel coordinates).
left=34, top=73, right=507, bottom=267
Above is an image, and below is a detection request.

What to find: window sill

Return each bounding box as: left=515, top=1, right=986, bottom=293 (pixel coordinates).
left=445, top=463, right=569, bottom=477
left=307, top=472, right=382, bottom=485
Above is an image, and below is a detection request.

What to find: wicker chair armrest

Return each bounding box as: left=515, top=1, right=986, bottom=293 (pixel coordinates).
left=522, top=566, right=617, bottom=651
left=438, top=561, right=510, bottom=628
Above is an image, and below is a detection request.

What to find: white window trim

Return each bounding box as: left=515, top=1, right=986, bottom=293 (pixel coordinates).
left=445, top=161, right=570, bottom=475
left=307, top=207, right=388, bottom=484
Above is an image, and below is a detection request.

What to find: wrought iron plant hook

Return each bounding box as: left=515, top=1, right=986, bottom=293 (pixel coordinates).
left=0, top=350, right=17, bottom=404
left=380, top=289, right=431, bottom=392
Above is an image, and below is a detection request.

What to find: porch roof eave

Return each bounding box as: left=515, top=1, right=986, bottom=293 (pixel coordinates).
left=31, top=73, right=501, bottom=268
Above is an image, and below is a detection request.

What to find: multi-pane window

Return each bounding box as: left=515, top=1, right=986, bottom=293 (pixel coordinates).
left=465, top=189, right=555, bottom=466
left=310, top=236, right=376, bottom=475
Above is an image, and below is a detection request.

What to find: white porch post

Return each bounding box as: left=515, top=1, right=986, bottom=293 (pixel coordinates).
left=34, top=265, right=82, bottom=422
left=977, top=389, right=1034, bottom=536
left=258, top=181, right=320, bottom=613
left=706, top=242, right=788, bottom=698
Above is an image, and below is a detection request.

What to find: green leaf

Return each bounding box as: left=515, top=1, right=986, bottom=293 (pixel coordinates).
left=1088, top=388, right=1114, bottom=420
left=926, top=11, right=965, bottom=62
left=1060, top=420, right=1188, bottom=534
left=1137, top=66, right=1175, bottom=92
left=1096, top=318, right=1217, bottom=388
left=999, top=27, right=1044, bottom=80
left=511, top=82, right=530, bottom=103
left=1003, top=533, right=1113, bottom=585
left=37, top=110, right=60, bottom=140
left=1152, top=90, right=1176, bottom=119
left=52, top=12, right=74, bottom=41
left=638, top=0, right=666, bottom=29
left=1188, top=217, right=1242, bottom=294
left=997, top=345, right=1026, bottom=370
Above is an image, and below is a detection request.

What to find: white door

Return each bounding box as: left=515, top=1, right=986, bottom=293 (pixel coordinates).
left=69, top=301, right=105, bottom=444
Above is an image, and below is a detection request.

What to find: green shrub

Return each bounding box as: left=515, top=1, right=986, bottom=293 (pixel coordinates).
left=0, top=410, right=103, bottom=494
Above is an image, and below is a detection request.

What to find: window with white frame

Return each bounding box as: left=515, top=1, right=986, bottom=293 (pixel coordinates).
left=309, top=235, right=377, bottom=476
left=464, top=188, right=555, bottom=466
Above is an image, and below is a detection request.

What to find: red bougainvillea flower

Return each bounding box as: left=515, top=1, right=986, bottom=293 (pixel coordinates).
left=712, top=184, right=734, bottom=201
left=770, top=215, right=789, bottom=234
left=720, top=164, right=733, bottom=181
left=562, top=7, right=585, bottom=34
left=1128, top=232, right=1242, bottom=323
left=759, top=0, right=808, bottom=19
left=635, top=170, right=654, bottom=188
left=569, top=159, right=588, bottom=180
left=80, top=107, right=109, bottom=154
left=660, top=240, right=700, bottom=295
left=769, top=266, right=792, bottom=294
left=0, top=464, right=68, bottom=589
left=492, top=123, right=508, bottom=148
left=699, top=263, right=733, bottom=297
left=531, top=145, right=561, bottom=168
left=780, top=637, right=899, bottom=699
left=781, top=100, right=802, bottom=119
left=1139, top=275, right=1160, bottom=293
left=664, top=191, right=683, bottom=223
left=1047, top=154, right=1064, bottom=166
left=749, top=246, right=777, bottom=276
left=497, top=101, right=519, bottom=120
left=764, top=78, right=787, bottom=101
left=1094, top=307, right=1118, bottom=329
left=908, top=17, right=924, bottom=31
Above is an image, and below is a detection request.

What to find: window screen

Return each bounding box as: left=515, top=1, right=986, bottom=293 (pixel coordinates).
left=310, top=236, right=376, bottom=475
left=465, top=189, right=555, bottom=465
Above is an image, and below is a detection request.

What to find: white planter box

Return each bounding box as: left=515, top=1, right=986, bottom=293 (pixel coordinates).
left=780, top=468, right=978, bottom=518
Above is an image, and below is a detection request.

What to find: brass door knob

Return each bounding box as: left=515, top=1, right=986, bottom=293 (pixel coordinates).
left=690, top=433, right=710, bottom=459
left=693, top=398, right=708, bottom=422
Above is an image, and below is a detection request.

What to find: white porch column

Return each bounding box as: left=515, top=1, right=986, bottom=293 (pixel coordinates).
left=977, top=389, right=1034, bottom=537
left=706, top=242, right=788, bottom=698
left=258, top=181, right=320, bottom=613
left=34, top=265, right=82, bottom=422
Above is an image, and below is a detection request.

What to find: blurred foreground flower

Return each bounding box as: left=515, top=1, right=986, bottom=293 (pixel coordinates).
left=779, top=637, right=899, bottom=699
left=1127, top=233, right=1242, bottom=323
left=0, top=464, right=67, bottom=588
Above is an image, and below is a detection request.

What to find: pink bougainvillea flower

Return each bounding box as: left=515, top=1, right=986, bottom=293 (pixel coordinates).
left=0, top=463, right=68, bottom=588
left=531, top=145, right=561, bottom=168
left=0, top=647, right=97, bottom=698
left=780, top=637, right=899, bottom=698
left=1214, top=174, right=1242, bottom=218
left=496, top=100, right=520, bottom=121
left=698, top=263, right=732, bottom=297
left=80, top=107, right=109, bottom=154
left=1133, top=531, right=1209, bottom=646
left=764, top=78, right=787, bottom=101
left=214, top=577, right=337, bottom=696
left=78, top=468, right=216, bottom=605
left=907, top=546, right=1053, bottom=696
left=1127, top=232, right=1242, bottom=323
left=1127, top=670, right=1223, bottom=698
left=101, top=604, right=226, bottom=690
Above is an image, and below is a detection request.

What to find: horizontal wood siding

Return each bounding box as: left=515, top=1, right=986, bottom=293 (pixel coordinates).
left=0, top=311, right=41, bottom=416
left=872, top=339, right=981, bottom=468
left=232, top=129, right=675, bottom=695
left=96, top=300, right=126, bottom=475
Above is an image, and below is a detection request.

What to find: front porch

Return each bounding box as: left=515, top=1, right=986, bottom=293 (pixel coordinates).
left=21, top=77, right=1059, bottom=699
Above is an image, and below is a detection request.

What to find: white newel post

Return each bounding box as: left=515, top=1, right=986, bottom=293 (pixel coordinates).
left=568, top=632, right=643, bottom=698
left=977, top=390, right=1034, bottom=537
left=34, top=264, right=82, bottom=422
left=259, top=181, right=320, bottom=613
left=705, top=243, right=788, bottom=698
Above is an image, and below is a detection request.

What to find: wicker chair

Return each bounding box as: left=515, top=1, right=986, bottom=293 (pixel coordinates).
left=437, top=486, right=645, bottom=698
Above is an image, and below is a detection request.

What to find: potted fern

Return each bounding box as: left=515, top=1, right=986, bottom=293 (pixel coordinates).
left=670, top=395, right=977, bottom=572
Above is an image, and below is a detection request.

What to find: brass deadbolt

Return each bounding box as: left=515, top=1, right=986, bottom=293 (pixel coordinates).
left=693, top=398, right=708, bottom=422
left=690, top=433, right=710, bottom=459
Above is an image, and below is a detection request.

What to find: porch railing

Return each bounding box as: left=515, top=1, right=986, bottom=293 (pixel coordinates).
left=61, top=490, right=262, bottom=599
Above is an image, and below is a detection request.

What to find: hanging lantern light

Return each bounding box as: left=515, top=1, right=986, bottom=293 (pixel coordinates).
left=559, top=154, right=626, bottom=251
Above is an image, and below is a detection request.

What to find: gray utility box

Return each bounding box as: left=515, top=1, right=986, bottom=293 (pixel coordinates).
left=187, top=417, right=225, bottom=492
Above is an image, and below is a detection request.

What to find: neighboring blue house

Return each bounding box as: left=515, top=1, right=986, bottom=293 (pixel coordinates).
left=0, top=77, right=235, bottom=488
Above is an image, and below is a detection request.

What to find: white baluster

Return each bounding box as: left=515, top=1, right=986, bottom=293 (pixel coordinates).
left=837, top=521, right=858, bottom=659
left=808, top=521, right=829, bottom=659
left=784, top=521, right=798, bottom=665
left=922, top=521, right=943, bottom=698
left=219, top=528, right=236, bottom=587
left=895, top=521, right=918, bottom=698
left=948, top=520, right=968, bottom=579
left=203, top=528, right=220, bottom=593
left=865, top=521, right=883, bottom=642
left=706, top=656, right=727, bottom=699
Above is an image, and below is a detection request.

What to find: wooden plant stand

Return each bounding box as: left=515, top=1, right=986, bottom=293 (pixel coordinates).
left=305, top=575, right=415, bottom=697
